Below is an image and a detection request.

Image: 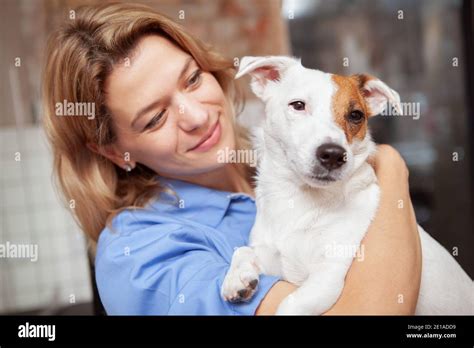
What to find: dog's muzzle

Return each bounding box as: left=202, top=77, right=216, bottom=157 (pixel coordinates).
left=315, top=143, right=347, bottom=171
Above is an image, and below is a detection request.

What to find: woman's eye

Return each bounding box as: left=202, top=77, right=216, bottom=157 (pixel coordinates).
left=143, top=110, right=166, bottom=131
left=348, top=110, right=365, bottom=123
left=187, top=70, right=202, bottom=87
left=289, top=100, right=306, bottom=111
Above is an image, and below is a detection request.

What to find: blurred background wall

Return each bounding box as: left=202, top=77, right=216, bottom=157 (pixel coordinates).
left=0, top=0, right=472, bottom=314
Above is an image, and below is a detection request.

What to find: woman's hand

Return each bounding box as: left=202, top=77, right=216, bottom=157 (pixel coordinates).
left=256, top=145, right=422, bottom=315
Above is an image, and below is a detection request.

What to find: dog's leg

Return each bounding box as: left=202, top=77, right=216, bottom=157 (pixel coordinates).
left=275, top=261, right=350, bottom=315
left=221, top=246, right=261, bottom=302
left=221, top=245, right=281, bottom=303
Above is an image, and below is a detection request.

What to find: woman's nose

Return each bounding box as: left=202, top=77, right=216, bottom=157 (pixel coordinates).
left=175, top=95, right=208, bottom=132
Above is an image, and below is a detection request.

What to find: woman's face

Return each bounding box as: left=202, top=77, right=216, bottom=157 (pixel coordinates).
left=103, top=35, right=236, bottom=178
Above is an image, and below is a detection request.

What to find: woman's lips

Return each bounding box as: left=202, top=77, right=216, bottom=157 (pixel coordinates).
left=188, top=120, right=221, bottom=152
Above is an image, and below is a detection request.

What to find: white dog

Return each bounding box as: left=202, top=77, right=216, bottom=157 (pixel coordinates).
left=221, top=56, right=473, bottom=315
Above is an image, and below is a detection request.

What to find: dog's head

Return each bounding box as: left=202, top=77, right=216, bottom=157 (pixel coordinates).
left=236, top=56, right=401, bottom=188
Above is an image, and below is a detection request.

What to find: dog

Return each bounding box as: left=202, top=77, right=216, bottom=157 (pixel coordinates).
left=221, top=56, right=474, bottom=315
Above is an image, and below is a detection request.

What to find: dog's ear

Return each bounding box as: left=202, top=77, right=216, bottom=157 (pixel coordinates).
left=235, top=56, right=300, bottom=100
left=353, top=74, right=402, bottom=116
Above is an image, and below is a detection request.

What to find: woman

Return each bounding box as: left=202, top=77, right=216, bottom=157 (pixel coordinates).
left=42, top=3, right=421, bottom=315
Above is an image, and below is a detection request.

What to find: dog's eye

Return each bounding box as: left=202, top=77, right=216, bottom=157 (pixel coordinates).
left=348, top=110, right=364, bottom=123
left=289, top=101, right=306, bottom=111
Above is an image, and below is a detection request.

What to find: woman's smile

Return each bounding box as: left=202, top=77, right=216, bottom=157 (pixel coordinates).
left=102, top=35, right=236, bottom=177
left=187, top=117, right=222, bottom=153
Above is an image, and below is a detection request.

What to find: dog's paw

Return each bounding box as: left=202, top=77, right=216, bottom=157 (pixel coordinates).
left=275, top=294, right=313, bottom=315
left=221, top=262, right=260, bottom=303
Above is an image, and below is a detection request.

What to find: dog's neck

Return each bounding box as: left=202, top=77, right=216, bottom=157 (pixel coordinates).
left=256, top=131, right=376, bottom=208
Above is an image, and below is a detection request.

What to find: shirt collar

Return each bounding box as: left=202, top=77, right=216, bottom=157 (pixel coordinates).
left=152, top=176, right=253, bottom=228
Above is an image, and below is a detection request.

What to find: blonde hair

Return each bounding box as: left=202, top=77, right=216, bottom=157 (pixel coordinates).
left=42, top=3, right=251, bottom=245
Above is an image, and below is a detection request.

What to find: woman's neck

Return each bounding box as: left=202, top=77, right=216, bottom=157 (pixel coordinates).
left=162, top=164, right=254, bottom=197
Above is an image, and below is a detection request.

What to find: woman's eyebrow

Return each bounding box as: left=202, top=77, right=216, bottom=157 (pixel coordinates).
left=130, top=56, right=194, bottom=128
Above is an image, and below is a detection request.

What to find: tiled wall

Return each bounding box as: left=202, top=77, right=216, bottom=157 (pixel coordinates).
left=0, top=126, right=92, bottom=314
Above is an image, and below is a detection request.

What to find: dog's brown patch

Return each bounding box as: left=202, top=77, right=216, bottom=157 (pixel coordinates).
left=331, top=74, right=373, bottom=143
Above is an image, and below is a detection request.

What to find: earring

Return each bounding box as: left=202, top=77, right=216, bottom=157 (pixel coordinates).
left=124, top=164, right=133, bottom=172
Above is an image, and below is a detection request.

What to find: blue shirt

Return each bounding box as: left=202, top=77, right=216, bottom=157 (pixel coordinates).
left=95, top=177, right=280, bottom=315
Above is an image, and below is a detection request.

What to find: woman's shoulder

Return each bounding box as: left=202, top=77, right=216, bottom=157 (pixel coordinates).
left=93, top=203, right=225, bottom=315
left=95, top=192, right=238, bottom=271
left=96, top=203, right=205, bottom=259
left=96, top=178, right=237, bottom=250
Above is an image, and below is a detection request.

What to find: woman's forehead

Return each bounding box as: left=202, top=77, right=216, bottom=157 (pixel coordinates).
left=104, top=35, right=194, bottom=126
left=130, top=35, right=189, bottom=64
left=111, top=35, right=192, bottom=82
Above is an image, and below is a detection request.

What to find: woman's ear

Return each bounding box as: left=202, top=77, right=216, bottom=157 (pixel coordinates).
left=86, top=142, right=135, bottom=170
left=235, top=56, right=300, bottom=100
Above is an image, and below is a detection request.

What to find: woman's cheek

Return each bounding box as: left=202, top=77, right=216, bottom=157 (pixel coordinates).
left=200, top=73, right=226, bottom=100
left=151, top=135, right=178, bottom=160
left=132, top=134, right=174, bottom=167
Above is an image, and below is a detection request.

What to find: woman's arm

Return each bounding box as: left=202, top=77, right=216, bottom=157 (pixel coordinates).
left=256, top=144, right=422, bottom=315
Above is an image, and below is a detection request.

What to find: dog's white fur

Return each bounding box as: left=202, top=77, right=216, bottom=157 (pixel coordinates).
left=221, top=56, right=474, bottom=315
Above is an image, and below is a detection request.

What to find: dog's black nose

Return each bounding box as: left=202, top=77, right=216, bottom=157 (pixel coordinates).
left=316, top=143, right=346, bottom=170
